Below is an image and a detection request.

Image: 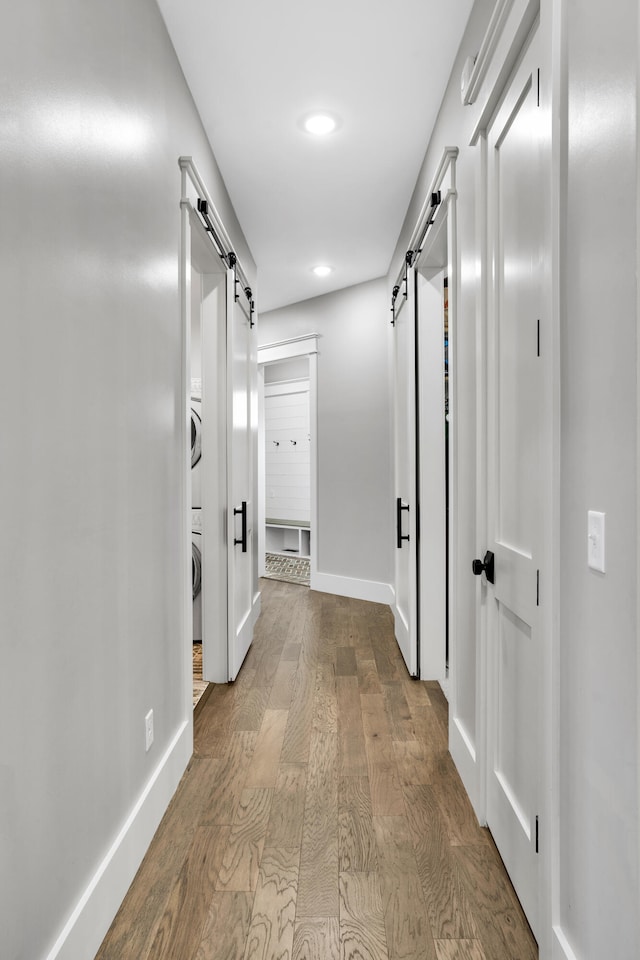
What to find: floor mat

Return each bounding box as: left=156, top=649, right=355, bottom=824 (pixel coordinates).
left=192, top=642, right=208, bottom=708
left=263, top=552, right=310, bottom=586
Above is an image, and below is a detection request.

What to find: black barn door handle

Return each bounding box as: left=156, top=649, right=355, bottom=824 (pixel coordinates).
left=234, top=501, right=247, bottom=552
left=396, top=497, right=410, bottom=549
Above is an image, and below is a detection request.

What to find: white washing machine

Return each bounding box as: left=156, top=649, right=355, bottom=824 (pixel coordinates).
left=192, top=509, right=202, bottom=643
left=191, top=393, right=202, bottom=509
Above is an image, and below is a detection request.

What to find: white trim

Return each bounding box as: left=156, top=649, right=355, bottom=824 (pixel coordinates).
left=391, top=147, right=459, bottom=296
left=179, top=187, right=194, bottom=729
left=463, top=0, right=515, bottom=105
left=637, top=0, right=640, bottom=952
left=309, top=352, right=318, bottom=582
left=450, top=716, right=481, bottom=814
left=258, top=365, right=266, bottom=577
left=178, top=156, right=253, bottom=299
left=552, top=926, right=581, bottom=960
left=409, top=147, right=459, bottom=254
left=44, top=722, right=191, bottom=960
left=549, top=0, right=565, bottom=956
left=313, top=571, right=394, bottom=606
left=264, top=379, right=309, bottom=397
left=413, top=184, right=459, bottom=698
left=258, top=335, right=319, bottom=365
left=475, top=134, right=489, bottom=830
left=469, top=0, right=541, bottom=145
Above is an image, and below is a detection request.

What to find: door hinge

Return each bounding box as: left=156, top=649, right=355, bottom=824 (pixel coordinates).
left=535, top=815, right=539, bottom=853
left=536, top=569, right=540, bottom=606
left=537, top=68, right=540, bottom=107
left=537, top=318, right=540, bottom=357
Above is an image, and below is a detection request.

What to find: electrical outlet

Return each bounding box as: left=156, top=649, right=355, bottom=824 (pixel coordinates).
left=145, top=709, right=154, bottom=752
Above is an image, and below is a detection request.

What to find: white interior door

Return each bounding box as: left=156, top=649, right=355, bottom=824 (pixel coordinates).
left=227, top=268, right=255, bottom=680
left=415, top=213, right=448, bottom=686
left=484, top=33, right=544, bottom=939
left=392, top=263, right=419, bottom=677
left=200, top=271, right=228, bottom=682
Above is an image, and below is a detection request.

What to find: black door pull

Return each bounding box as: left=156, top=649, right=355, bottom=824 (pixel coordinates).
left=396, top=497, right=410, bottom=549
left=472, top=550, right=494, bottom=584
left=234, top=501, right=248, bottom=553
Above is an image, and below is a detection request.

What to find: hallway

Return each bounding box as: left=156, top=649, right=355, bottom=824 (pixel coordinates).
left=96, top=580, right=537, bottom=960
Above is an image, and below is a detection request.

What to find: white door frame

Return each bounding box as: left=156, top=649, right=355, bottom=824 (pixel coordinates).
left=179, top=157, right=257, bottom=698
left=181, top=203, right=231, bottom=691
left=391, top=147, right=460, bottom=687
left=413, top=189, right=457, bottom=694
left=257, top=335, right=319, bottom=582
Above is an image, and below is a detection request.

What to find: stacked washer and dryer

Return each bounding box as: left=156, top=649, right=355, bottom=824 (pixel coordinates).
left=191, top=380, right=203, bottom=643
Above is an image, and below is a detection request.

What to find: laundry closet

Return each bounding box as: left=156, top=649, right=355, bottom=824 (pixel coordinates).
left=191, top=273, right=203, bottom=650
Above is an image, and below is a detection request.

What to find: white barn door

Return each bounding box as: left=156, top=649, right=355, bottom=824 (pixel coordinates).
left=483, top=33, right=545, bottom=939
left=392, top=262, right=419, bottom=678
left=226, top=268, right=256, bottom=681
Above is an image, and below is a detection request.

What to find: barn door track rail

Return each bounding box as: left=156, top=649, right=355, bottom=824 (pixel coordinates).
left=179, top=156, right=255, bottom=327
left=390, top=145, right=459, bottom=324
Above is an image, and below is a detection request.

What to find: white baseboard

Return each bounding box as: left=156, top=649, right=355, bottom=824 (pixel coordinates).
left=45, top=720, right=192, bottom=960
left=449, top=715, right=481, bottom=821
left=311, top=571, right=394, bottom=606
left=552, top=926, right=581, bottom=960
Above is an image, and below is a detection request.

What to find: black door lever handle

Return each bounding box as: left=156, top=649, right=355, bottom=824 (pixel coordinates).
left=472, top=550, right=495, bottom=584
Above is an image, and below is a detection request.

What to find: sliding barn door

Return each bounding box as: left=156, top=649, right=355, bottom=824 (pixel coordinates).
left=392, top=263, right=419, bottom=677
left=226, top=269, right=255, bottom=680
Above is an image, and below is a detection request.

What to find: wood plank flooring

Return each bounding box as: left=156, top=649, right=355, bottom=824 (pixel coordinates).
left=95, top=579, right=537, bottom=960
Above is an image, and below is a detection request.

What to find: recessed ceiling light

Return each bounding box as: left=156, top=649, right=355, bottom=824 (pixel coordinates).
left=302, top=113, right=339, bottom=136
left=312, top=265, right=333, bottom=277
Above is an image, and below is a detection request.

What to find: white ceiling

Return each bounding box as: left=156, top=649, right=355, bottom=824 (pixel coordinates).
left=156, top=0, right=474, bottom=312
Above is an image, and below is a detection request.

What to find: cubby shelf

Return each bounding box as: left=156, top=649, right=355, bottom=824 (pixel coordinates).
left=265, top=521, right=311, bottom=559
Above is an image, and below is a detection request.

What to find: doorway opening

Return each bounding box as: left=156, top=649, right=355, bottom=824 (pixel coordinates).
left=414, top=200, right=453, bottom=693
left=263, top=358, right=311, bottom=586
left=391, top=148, right=459, bottom=687
left=187, top=212, right=228, bottom=705
left=258, top=335, right=318, bottom=588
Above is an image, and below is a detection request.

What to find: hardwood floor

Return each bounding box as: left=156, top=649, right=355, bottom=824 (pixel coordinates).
left=95, top=579, right=538, bottom=960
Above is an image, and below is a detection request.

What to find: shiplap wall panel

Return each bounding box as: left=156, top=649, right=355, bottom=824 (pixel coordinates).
left=265, top=384, right=311, bottom=523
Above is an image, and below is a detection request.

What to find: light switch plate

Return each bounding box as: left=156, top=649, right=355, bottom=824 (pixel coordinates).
left=587, top=511, right=605, bottom=573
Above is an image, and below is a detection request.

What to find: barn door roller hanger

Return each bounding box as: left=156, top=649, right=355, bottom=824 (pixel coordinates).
left=390, top=190, right=442, bottom=324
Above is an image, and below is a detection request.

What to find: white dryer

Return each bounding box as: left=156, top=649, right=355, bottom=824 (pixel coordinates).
left=191, top=395, right=202, bottom=509
left=192, top=509, right=202, bottom=643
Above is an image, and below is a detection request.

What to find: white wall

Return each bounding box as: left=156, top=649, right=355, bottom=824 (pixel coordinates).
left=0, top=2, right=254, bottom=958
left=258, top=279, right=393, bottom=601
left=560, top=0, right=639, bottom=956
left=264, top=385, right=311, bottom=524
